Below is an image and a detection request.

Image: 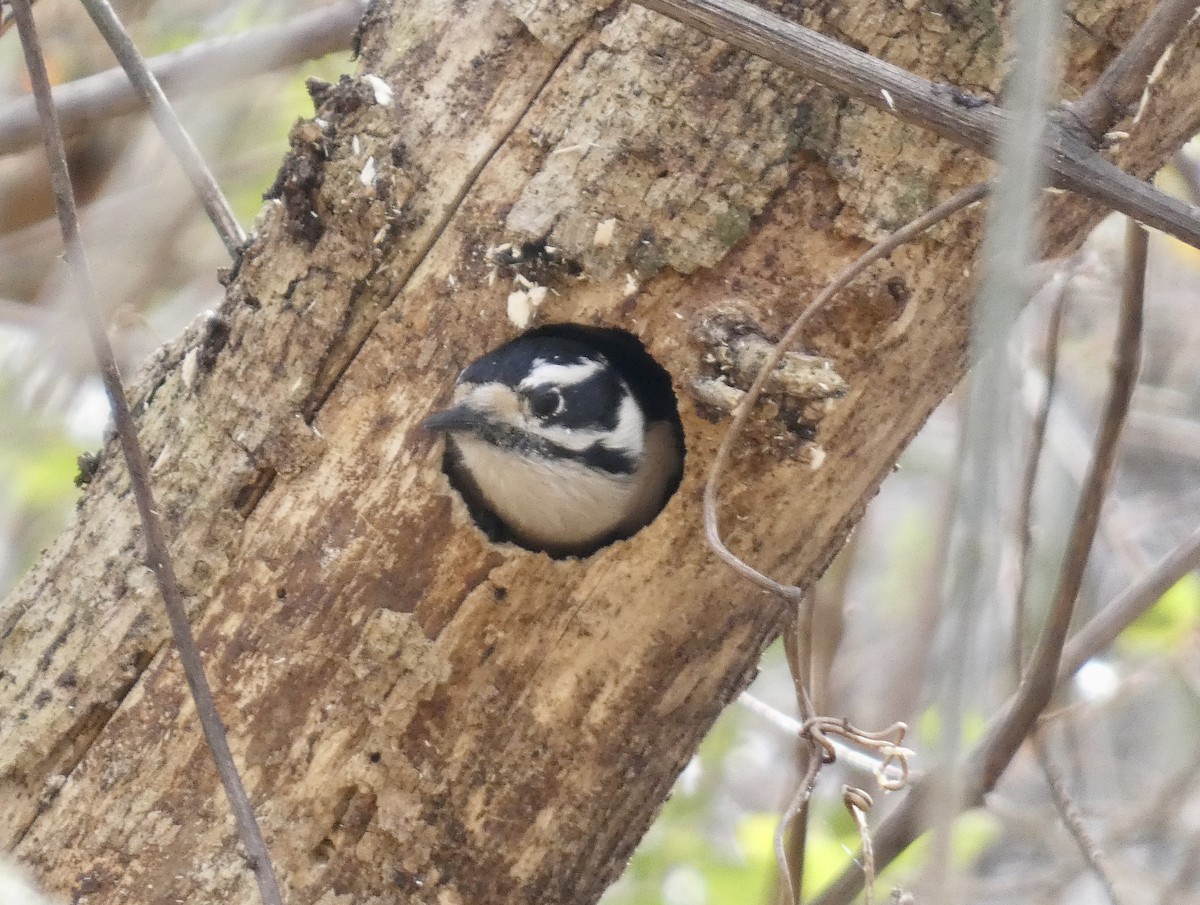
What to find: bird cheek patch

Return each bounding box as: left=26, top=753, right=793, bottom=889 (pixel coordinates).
left=467, top=383, right=522, bottom=421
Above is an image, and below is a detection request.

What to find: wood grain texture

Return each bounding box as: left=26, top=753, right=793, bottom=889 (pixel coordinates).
left=2, top=1, right=1198, bottom=903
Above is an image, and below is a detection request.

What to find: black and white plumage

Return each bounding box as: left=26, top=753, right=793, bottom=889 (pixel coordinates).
left=424, top=324, right=685, bottom=557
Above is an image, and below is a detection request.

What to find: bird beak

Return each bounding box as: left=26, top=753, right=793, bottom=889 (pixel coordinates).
left=421, top=403, right=490, bottom=435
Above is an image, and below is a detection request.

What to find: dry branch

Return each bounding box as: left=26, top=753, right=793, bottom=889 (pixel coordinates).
left=636, top=0, right=1200, bottom=249
left=1060, top=523, right=1200, bottom=680
left=0, top=2, right=361, bottom=157
left=815, top=224, right=1149, bottom=905
left=1033, top=735, right=1122, bottom=905
left=77, top=0, right=245, bottom=252
left=1067, top=0, right=1200, bottom=138
left=1012, top=290, right=1068, bottom=673
left=8, top=1, right=282, bottom=900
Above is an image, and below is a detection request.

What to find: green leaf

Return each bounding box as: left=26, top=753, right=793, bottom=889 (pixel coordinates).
left=1119, top=573, right=1200, bottom=654
left=0, top=436, right=80, bottom=507
left=915, top=705, right=986, bottom=749
left=877, top=808, right=1002, bottom=887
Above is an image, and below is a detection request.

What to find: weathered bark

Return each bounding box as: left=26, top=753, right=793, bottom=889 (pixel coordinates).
left=2, top=1, right=1198, bottom=903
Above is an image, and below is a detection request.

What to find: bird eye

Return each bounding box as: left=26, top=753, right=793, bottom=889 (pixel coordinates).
left=526, top=387, right=563, bottom=419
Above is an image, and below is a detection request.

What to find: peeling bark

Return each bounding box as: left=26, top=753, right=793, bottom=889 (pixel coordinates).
left=2, top=1, right=1198, bottom=903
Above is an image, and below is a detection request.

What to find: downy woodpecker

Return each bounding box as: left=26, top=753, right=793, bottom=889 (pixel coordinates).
left=423, top=324, right=684, bottom=557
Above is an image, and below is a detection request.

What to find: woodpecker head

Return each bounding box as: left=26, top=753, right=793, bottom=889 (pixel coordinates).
left=423, top=325, right=684, bottom=557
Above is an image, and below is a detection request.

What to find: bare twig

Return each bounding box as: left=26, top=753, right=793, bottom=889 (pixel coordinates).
left=929, top=2, right=1063, bottom=891
left=1067, top=0, right=1200, bottom=140
left=1059, top=521, right=1200, bottom=682
left=996, top=221, right=1146, bottom=778
left=843, top=787, right=876, bottom=905
left=1012, top=288, right=1069, bottom=674
left=772, top=718, right=911, bottom=905
left=0, top=0, right=28, bottom=35
left=1032, top=734, right=1122, bottom=905
left=634, top=0, right=1200, bottom=250
left=775, top=751, right=822, bottom=905
left=890, top=394, right=964, bottom=723
left=702, top=180, right=990, bottom=599
left=740, top=680, right=913, bottom=905
left=0, top=2, right=361, bottom=157
left=1149, top=741, right=1200, bottom=904
left=807, top=533, right=856, bottom=716
left=739, top=694, right=913, bottom=788
left=76, top=0, right=247, bottom=255
left=10, top=3, right=283, bottom=903
left=707, top=180, right=988, bottom=905
left=813, top=223, right=1148, bottom=905
left=777, top=602, right=817, bottom=905
left=783, top=600, right=817, bottom=722
left=1016, top=371, right=1150, bottom=578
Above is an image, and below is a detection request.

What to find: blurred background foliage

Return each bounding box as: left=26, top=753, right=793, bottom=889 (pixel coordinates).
left=3, top=1, right=1200, bottom=903
left=0, top=0, right=354, bottom=592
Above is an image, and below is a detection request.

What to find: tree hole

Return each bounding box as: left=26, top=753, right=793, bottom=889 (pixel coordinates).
left=435, top=323, right=685, bottom=558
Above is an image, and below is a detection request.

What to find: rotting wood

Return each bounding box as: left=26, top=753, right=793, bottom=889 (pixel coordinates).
left=1, top=1, right=1198, bottom=903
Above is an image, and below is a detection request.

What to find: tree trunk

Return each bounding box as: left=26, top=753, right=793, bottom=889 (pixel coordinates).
left=2, top=1, right=1198, bottom=902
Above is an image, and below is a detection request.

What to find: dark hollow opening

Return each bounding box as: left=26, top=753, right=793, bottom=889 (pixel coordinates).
left=440, top=323, right=686, bottom=558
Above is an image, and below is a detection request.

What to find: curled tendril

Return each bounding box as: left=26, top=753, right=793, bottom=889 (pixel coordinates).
left=798, top=716, right=913, bottom=793
left=842, top=785, right=874, bottom=812
left=843, top=785, right=877, bottom=905
left=773, top=717, right=912, bottom=905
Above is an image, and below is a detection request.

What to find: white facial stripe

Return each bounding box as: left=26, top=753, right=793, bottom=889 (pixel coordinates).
left=452, top=381, right=616, bottom=455
left=454, top=369, right=646, bottom=464
left=537, top=424, right=608, bottom=452
left=520, top=358, right=603, bottom=389
left=603, top=393, right=645, bottom=457
left=457, top=382, right=520, bottom=417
